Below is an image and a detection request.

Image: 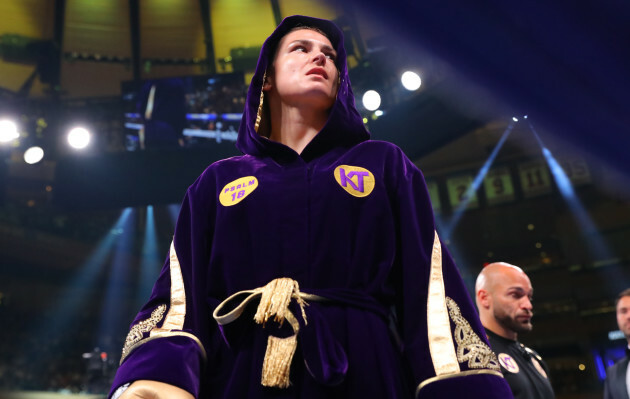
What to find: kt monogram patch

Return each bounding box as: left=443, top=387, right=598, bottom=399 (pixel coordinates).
left=334, top=165, right=375, bottom=197
left=219, top=176, right=258, bottom=206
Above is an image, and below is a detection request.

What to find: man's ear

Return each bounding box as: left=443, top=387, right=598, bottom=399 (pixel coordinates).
left=477, top=289, right=491, bottom=309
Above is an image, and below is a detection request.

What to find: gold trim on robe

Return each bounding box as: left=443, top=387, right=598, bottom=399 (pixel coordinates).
left=416, top=369, right=505, bottom=396
left=419, top=231, right=505, bottom=396
left=151, top=240, right=186, bottom=334
left=120, top=240, right=205, bottom=364
left=426, top=231, right=460, bottom=375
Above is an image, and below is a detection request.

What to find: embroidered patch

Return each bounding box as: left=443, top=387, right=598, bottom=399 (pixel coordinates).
left=498, top=353, right=520, bottom=373
left=445, top=297, right=501, bottom=371
left=219, top=176, right=258, bottom=206
left=532, top=357, right=548, bottom=378
left=334, top=165, right=375, bottom=197
left=121, top=304, right=167, bottom=361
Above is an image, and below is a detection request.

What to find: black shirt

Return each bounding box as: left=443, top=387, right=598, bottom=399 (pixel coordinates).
left=486, top=329, right=555, bottom=399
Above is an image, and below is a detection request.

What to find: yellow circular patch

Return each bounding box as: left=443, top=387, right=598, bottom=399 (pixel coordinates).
left=532, top=358, right=548, bottom=378
left=219, top=176, right=258, bottom=206
left=334, top=165, right=375, bottom=197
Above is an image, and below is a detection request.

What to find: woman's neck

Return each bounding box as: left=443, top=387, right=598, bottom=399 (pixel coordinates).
left=268, top=101, right=329, bottom=155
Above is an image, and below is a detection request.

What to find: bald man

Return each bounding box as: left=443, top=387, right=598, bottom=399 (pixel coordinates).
left=475, top=262, right=555, bottom=399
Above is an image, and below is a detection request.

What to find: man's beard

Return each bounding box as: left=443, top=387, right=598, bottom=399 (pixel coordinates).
left=494, top=309, right=533, bottom=335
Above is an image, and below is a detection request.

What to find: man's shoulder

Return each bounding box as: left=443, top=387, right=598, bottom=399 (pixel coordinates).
left=520, top=343, right=544, bottom=362
left=608, top=356, right=629, bottom=373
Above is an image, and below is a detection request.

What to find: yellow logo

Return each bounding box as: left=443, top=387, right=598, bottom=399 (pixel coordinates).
left=334, top=165, right=375, bottom=197
left=219, top=176, right=258, bottom=206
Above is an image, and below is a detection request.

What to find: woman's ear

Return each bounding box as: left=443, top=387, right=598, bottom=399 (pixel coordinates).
left=262, top=75, right=273, bottom=92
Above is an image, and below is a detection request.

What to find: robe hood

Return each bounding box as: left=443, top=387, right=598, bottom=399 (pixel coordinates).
left=236, top=15, right=369, bottom=162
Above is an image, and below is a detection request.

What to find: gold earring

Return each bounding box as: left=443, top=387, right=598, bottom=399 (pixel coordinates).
left=254, top=71, right=267, bottom=133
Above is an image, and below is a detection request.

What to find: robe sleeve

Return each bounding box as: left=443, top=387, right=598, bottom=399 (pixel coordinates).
left=108, top=172, right=216, bottom=399
left=391, top=152, right=513, bottom=398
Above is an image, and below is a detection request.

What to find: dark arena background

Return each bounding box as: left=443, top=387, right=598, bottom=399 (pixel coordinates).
left=1, top=1, right=629, bottom=398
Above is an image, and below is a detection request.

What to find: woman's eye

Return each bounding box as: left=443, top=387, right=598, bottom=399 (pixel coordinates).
left=293, top=46, right=306, bottom=52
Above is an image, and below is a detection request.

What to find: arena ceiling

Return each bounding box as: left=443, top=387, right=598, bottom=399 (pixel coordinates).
left=0, top=0, right=628, bottom=175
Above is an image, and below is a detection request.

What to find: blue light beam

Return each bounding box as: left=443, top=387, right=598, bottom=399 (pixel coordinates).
left=529, top=121, right=615, bottom=264
left=443, top=121, right=515, bottom=237
left=19, top=208, right=133, bottom=356
left=97, top=207, right=137, bottom=349
left=137, top=205, right=162, bottom=308
left=168, top=203, right=181, bottom=229
left=593, top=351, right=606, bottom=381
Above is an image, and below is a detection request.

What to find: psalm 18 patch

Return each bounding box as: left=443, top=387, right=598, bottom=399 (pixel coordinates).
left=219, top=176, right=258, bottom=206
left=334, top=165, right=375, bottom=197
left=498, top=353, right=520, bottom=373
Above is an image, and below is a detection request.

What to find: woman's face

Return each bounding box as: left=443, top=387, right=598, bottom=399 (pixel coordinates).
left=265, top=28, right=339, bottom=111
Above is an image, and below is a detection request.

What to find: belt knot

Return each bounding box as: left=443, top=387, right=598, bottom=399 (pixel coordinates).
left=214, top=277, right=315, bottom=388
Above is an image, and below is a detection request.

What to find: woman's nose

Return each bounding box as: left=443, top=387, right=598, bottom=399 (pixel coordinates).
left=312, top=52, right=326, bottom=65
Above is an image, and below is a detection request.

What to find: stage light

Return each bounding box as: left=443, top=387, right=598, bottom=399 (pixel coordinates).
left=67, top=127, right=91, bottom=149
left=362, top=90, right=381, bottom=111
left=512, top=117, right=519, bottom=122
left=401, top=71, right=421, bottom=91
left=0, top=119, right=19, bottom=143
left=24, top=146, right=44, bottom=164
left=375, top=110, right=384, bottom=117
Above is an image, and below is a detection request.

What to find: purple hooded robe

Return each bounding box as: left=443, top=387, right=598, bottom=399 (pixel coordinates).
left=109, top=15, right=513, bottom=399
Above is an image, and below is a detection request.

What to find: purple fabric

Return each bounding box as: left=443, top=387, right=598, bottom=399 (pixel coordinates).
left=110, top=336, right=203, bottom=397
left=417, top=374, right=514, bottom=398
left=109, top=15, right=513, bottom=399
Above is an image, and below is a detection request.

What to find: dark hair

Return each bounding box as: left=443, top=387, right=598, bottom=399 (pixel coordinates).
left=288, top=23, right=329, bottom=37
left=616, top=288, right=630, bottom=306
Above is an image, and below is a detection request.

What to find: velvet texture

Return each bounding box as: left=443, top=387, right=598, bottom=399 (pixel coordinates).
left=110, top=15, right=512, bottom=398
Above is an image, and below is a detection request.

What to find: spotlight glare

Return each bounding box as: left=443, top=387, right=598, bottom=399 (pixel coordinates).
left=375, top=110, right=384, bottom=117
left=24, top=146, right=44, bottom=164
left=512, top=117, right=519, bottom=122
left=401, top=71, right=422, bottom=91
left=0, top=119, right=19, bottom=143
left=362, top=90, right=381, bottom=111
left=67, top=127, right=91, bottom=149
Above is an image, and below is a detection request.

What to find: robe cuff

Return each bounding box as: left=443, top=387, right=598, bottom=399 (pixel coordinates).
left=109, top=335, right=204, bottom=399
left=415, top=371, right=512, bottom=398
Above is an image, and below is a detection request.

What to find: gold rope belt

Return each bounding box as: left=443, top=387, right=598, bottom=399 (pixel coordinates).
left=212, top=278, right=327, bottom=388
